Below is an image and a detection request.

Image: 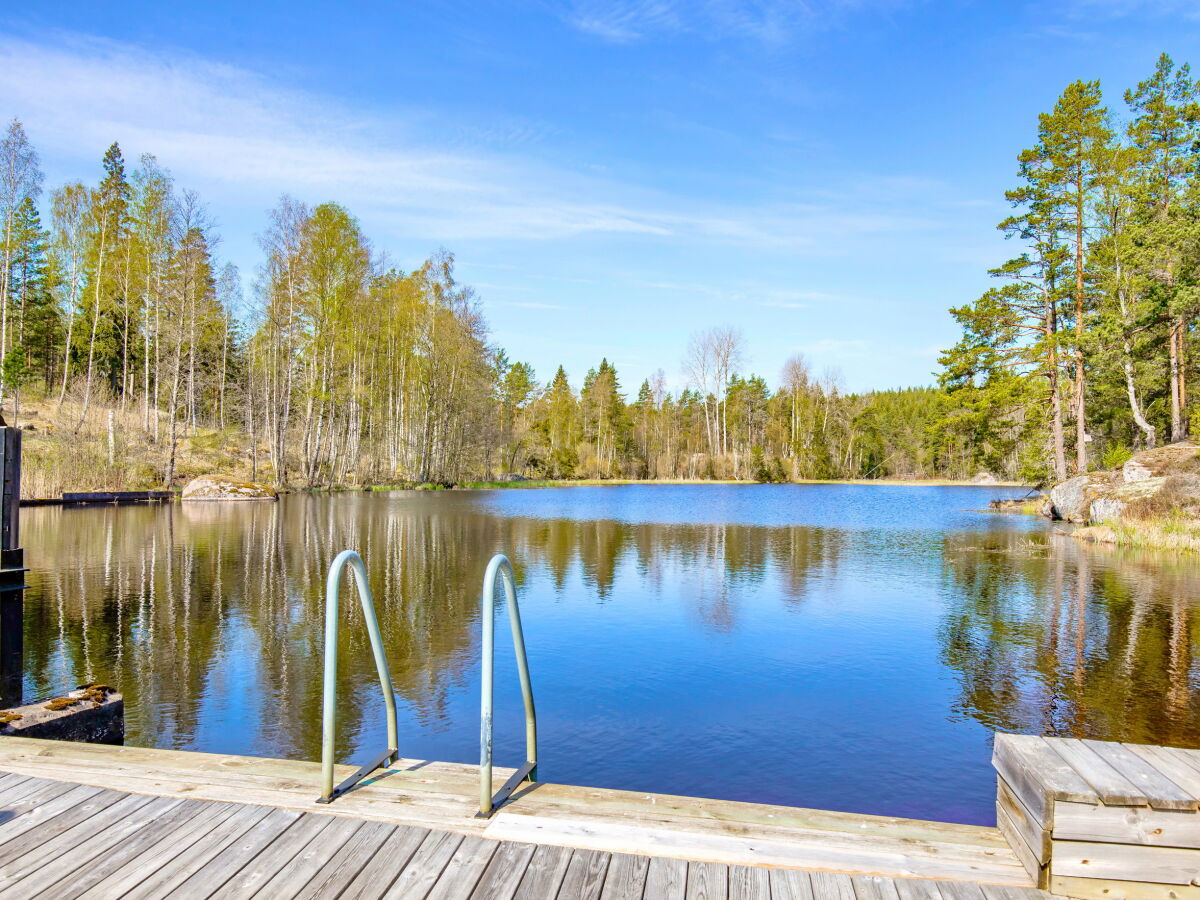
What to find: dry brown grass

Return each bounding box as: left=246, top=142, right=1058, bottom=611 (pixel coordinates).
left=1075, top=515, right=1200, bottom=553
left=17, top=386, right=256, bottom=499
left=1121, top=473, right=1200, bottom=520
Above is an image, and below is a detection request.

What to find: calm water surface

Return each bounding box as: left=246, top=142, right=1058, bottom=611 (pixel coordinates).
left=20, top=485, right=1200, bottom=825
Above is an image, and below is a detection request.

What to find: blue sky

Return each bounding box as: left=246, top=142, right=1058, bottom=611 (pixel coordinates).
left=2, top=1, right=1198, bottom=394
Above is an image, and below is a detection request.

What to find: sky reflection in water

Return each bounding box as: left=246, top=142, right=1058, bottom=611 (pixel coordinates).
left=21, top=485, right=1200, bottom=825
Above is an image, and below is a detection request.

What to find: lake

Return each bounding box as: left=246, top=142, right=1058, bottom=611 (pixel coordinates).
left=19, top=485, right=1200, bottom=825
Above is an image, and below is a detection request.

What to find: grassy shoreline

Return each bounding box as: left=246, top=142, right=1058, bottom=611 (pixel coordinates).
left=1073, top=516, right=1200, bottom=553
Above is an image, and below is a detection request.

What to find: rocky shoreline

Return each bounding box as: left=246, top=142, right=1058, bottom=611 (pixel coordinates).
left=989, top=442, right=1200, bottom=553
left=1045, top=442, right=1200, bottom=525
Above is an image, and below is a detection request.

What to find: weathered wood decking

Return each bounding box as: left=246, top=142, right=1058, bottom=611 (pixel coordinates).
left=0, top=772, right=1044, bottom=899
left=0, top=737, right=1053, bottom=899
left=994, top=734, right=1200, bottom=898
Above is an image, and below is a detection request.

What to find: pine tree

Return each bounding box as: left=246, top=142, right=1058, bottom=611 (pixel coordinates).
left=4, top=197, right=57, bottom=414
left=77, top=142, right=130, bottom=428
left=1125, top=53, right=1200, bottom=441
left=541, top=365, right=579, bottom=477
left=1039, top=80, right=1111, bottom=470
left=0, top=119, right=43, bottom=398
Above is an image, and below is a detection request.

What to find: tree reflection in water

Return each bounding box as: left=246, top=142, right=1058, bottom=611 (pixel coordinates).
left=18, top=489, right=1200, bottom=822
left=939, top=529, right=1200, bottom=746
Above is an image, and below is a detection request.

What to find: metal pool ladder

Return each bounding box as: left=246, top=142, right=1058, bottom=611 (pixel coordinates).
left=478, top=553, right=538, bottom=817
left=317, top=549, right=399, bottom=803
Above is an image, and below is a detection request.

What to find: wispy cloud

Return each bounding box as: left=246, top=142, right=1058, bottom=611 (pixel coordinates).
left=0, top=31, right=953, bottom=254
left=561, top=0, right=912, bottom=45
left=0, top=34, right=672, bottom=241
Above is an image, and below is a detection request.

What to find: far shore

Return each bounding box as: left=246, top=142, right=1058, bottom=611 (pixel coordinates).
left=22, top=477, right=1036, bottom=504
left=402, top=477, right=1035, bottom=490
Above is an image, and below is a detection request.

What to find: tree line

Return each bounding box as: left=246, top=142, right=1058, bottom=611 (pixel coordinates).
left=17, top=47, right=1192, bottom=494
left=938, top=53, right=1200, bottom=483
left=0, top=120, right=968, bottom=489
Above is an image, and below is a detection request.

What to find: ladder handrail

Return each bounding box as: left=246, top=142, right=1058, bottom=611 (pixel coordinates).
left=478, top=553, right=538, bottom=817
left=318, top=549, right=399, bottom=803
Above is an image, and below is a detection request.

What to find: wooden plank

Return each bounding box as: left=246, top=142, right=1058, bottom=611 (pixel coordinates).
left=337, top=825, right=430, bottom=900
left=0, top=789, right=146, bottom=872
left=853, top=874, right=902, bottom=900
left=485, top=812, right=1031, bottom=885
left=997, top=777, right=1050, bottom=862
left=0, top=773, right=30, bottom=801
left=512, top=790, right=1015, bottom=878
left=467, top=839, right=536, bottom=900
left=0, top=736, right=508, bottom=803
left=975, top=878, right=1047, bottom=900
left=0, top=776, right=89, bottom=815
left=426, top=835, right=501, bottom=900
left=523, top=783, right=1007, bottom=851
left=1047, top=739, right=1148, bottom=807
left=1125, top=745, right=1200, bottom=801
left=976, top=887, right=1046, bottom=900
left=0, top=783, right=105, bottom=847
left=1053, top=798, right=1200, bottom=848
left=686, top=861, right=728, bottom=900
left=892, top=878, right=945, bottom=900
left=21, top=798, right=207, bottom=900
left=1050, top=874, right=1200, bottom=900
left=248, top=813, right=365, bottom=899
left=514, top=843, right=574, bottom=899
left=0, top=793, right=169, bottom=896
left=159, top=807, right=302, bottom=900
left=769, top=869, right=816, bottom=900
left=996, top=802, right=1044, bottom=887
left=0, top=777, right=78, bottom=822
left=208, top=811, right=335, bottom=899
left=90, top=800, right=251, bottom=899
left=0, top=773, right=38, bottom=801
left=556, top=848, right=610, bottom=900
left=728, top=865, right=770, bottom=900
left=383, top=828, right=464, bottom=899
left=992, top=734, right=1096, bottom=825
left=810, top=871, right=856, bottom=900
left=598, top=852, right=649, bottom=900
left=1051, top=839, right=1200, bottom=885
left=119, top=802, right=276, bottom=900
left=644, top=856, right=689, bottom=900
left=0, top=777, right=53, bottom=814
left=1082, top=741, right=1197, bottom=810
left=293, top=820, right=397, bottom=900
left=932, top=882, right=986, bottom=900
left=0, top=743, right=492, bottom=836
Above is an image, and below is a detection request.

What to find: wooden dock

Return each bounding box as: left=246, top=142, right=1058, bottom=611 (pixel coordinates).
left=0, top=737, right=1050, bottom=899
left=994, top=733, right=1200, bottom=898
left=22, top=491, right=174, bottom=507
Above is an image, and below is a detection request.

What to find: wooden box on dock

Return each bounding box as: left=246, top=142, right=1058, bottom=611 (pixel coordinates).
left=993, top=733, right=1200, bottom=899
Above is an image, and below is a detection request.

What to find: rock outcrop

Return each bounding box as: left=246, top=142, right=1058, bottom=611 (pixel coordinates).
left=1045, top=443, right=1200, bottom=524
left=1048, top=472, right=1115, bottom=523
left=182, top=475, right=277, bottom=501
left=1121, top=442, right=1200, bottom=483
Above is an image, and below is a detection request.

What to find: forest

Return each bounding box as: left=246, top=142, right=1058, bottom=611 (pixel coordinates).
left=939, top=53, right=1199, bottom=482
left=0, top=52, right=1196, bottom=492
